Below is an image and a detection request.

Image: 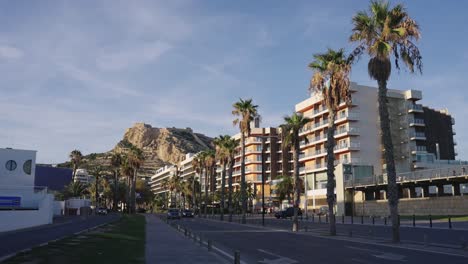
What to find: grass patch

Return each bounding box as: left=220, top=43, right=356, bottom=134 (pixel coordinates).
left=4, top=215, right=145, bottom=264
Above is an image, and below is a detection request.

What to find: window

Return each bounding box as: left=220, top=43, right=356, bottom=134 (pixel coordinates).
left=23, top=160, right=32, bottom=175
left=5, top=160, right=17, bottom=171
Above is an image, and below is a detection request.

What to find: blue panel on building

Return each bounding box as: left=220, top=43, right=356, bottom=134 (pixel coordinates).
left=35, top=166, right=73, bottom=191
left=0, top=196, right=21, bottom=207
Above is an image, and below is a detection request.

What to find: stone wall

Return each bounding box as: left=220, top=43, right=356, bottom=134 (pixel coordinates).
left=354, top=196, right=468, bottom=216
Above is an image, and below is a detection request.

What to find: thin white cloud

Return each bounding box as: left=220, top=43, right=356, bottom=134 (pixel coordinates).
left=96, top=41, right=172, bottom=71
left=0, top=45, right=23, bottom=59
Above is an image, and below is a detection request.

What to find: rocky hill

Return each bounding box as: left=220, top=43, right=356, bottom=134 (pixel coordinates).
left=60, top=123, right=213, bottom=177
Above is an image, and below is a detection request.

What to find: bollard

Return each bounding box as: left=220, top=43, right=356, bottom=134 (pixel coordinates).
left=449, top=216, right=452, bottom=229
left=184, top=228, right=187, bottom=236
left=326, top=215, right=328, bottom=223
left=348, top=230, right=353, bottom=237
left=319, top=215, right=322, bottom=224
left=413, top=214, right=416, bottom=227
left=429, top=215, right=433, bottom=228
left=461, top=236, right=467, bottom=250
left=199, top=236, right=203, bottom=246
left=351, top=215, right=354, bottom=224
left=234, top=250, right=241, bottom=264
left=342, top=215, right=345, bottom=224
left=207, top=240, right=212, bottom=251
left=361, top=215, right=364, bottom=224
left=305, top=226, right=308, bottom=232
left=372, top=216, right=375, bottom=225
left=384, top=217, right=387, bottom=226
left=424, top=234, right=428, bottom=247
left=312, top=214, right=315, bottom=223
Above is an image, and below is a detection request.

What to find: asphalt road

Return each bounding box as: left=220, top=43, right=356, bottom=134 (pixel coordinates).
left=0, top=213, right=120, bottom=259
left=169, top=216, right=468, bottom=264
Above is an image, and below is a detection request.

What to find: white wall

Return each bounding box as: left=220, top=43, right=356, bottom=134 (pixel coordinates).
left=0, top=148, right=36, bottom=187
left=0, top=194, right=54, bottom=232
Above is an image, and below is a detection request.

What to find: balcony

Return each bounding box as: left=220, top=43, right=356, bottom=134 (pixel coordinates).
left=411, top=145, right=427, bottom=154
left=452, top=128, right=456, bottom=135
left=334, top=142, right=360, bottom=151
left=334, top=158, right=360, bottom=165
left=408, top=104, right=423, bottom=113
left=409, top=132, right=426, bottom=140
left=336, top=111, right=359, bottom=121
left=408, top=118, right=425, bottom=127
left=334, top=126, right=359, bottom=136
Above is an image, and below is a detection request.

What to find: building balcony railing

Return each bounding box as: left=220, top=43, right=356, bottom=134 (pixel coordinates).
left=408, top=118, right=425, bottom=126
left=409, top=132, right=426, bottom=140
left=334, top=142, right=360, bottom=151
left=411, top=145, right=427, bottom=153
left=408, top=104, right=423, bottom=112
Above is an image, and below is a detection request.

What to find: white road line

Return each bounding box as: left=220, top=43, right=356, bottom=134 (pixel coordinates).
left=211, top=245, right=248, bottom=264
left=257, top=249, right=298, bottom=264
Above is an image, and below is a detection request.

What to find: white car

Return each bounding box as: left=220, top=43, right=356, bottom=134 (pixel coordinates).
left=97, top=207, right=108, bottom=215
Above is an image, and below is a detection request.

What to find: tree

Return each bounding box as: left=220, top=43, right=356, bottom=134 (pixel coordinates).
left=191, top=154, right=203, bottom=214
left=120, top=156, right=133, bottom=213
left=161, top=178, right=170, bottom=209
left=232, top=98, right=260, bottom=224
left=203, top=150, right=216, bottom=217
left=128, top=147, right=145, bottom=214
left=281, top=113, right=311, bottom=232
left=89, top=166, right=106, bottom=212
left=110, top=152, right=123, bottom=211
left=350, top=0, right=422, bottom=243
left=214, top=135, right=233, bottom=220
left=309, top=48, right=352, bottom=236
left=168, top=173, right=182, bottom=209
left=223, top=137, right=238, bottom=222
left=275, top=175, right=294, bottom=205
left=62, top=181, right=88, bottom=199
left=69, top=150, right=83, bottom=182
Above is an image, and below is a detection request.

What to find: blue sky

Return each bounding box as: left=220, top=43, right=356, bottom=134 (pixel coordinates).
left=0, top=0, right=467, bottom=163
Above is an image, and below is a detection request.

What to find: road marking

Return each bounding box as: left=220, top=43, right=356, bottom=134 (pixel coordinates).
left=196, top=230, right=286, bottom=233
left=347, top=246, right=406, bottom=261
left=257, top=249, right=298, bottom=264
left=351, top=258, right=374, bottom=264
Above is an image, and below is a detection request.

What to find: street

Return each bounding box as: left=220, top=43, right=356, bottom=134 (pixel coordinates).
left=167, top=216, right=468, bottom=264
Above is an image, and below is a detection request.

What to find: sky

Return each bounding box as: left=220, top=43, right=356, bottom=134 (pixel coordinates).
left=1, top=0, right=467, bottom=163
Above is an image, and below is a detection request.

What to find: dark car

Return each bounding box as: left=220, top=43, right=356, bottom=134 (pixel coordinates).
left=182, top=209, right=194, bottom=218
left=137, top=208, right=146, bottom=213
left=167, top=209, right=180, bottom=220
left=97, top=207, right=108, bottom=215
left=275, top=207, right=302, bottom=219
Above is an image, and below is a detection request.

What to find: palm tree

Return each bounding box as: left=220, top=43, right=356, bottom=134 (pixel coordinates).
left=89, top=166, right=105, bottom=213
left=110, top=153, right=123, bottom=211
left=222, top=137, right=238, bottom=222
left=169, top=173, right=181, bottom=209
left=128, top=147, right=144, bottom=214
left=120, top=156, right=133, bottom=213
left=309, top=48, right=352, bottom=236
left=69, top=150, right=83, bottom=182
left=282, top=113, right=311, bottom=232
left=214, top=135, right=232, bottom=221
left=232, top=98, right=260, bottom=224
left=161, top=178, right=170, bottom=209
left=191, top=154, right=203, bottom=214
left=203, top=150, right=216, bottom=217
left=275, top=175, right=294, bottom=206
left=64, top=181, right=88, bottom=199
left=350, top=0, right=422, bottom=243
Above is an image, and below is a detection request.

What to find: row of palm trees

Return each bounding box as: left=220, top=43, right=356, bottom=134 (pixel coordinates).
left=166, top=1, right=421, bottom=244
left=68, top=145, right=146, bottom=214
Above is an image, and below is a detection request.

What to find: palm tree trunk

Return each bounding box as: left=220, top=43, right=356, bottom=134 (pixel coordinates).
left=228, top=159, right=234, bottom=222
left=292, top=140, right=300, bottom=232
left=204, top=168, right=208, bottom=218
left=113, top=171, right=118, bottom=211
left=326, top=111, right=337, bottom=236
left=240, top=133, right=247, bottom=224
left=220, top=163, right=226, bottom=220
left=192, top=177, right=196, bottom=210
left=131, top=168, right=137, bottom=214
left=211, top=167, right=215, bottom=216
left=95, top=175, right=99, bottom=214
left=126, top=176, right=131, bottom=213
left=378, top=78, right=400, bottom=243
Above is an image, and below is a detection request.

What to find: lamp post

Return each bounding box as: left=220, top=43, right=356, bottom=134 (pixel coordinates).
left=258, top=134, right=279, bottom=226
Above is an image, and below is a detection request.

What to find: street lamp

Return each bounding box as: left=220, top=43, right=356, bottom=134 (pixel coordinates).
left=258, top=134, right=279, bottom=226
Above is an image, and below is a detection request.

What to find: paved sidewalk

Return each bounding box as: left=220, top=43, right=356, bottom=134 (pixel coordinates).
left=145, top=214, right=229, bottom=264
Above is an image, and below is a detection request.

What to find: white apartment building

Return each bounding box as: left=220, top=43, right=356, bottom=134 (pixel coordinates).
left=73, top=169, right=92, bottom=185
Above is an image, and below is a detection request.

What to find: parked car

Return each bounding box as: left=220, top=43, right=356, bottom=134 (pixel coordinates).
left=317, top=206, right=329, bottom=216
left=137, top=208, right=146, bottom=213
left=167, top=208, right=180, bottom=220
left=97, top=207, right=108, bottom=215
left=275, top=207, right=302, bottom=219
left=182, top=209, right=194, bottom=218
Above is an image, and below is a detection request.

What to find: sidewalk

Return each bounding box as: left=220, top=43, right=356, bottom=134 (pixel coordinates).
left=145, top=214, right=229, bottom=264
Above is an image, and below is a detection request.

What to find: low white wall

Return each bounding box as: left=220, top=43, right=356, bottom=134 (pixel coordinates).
left=0, top=194, right=54, bottom=232
left=53, top=201, right=65, bottom=215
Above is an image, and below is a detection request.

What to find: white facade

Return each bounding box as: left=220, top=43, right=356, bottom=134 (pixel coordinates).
left=150, top=165, right=177, bottom=194
left=74, top=169, right=92, bottom=185
left=0, top=148, right=54, bottom=232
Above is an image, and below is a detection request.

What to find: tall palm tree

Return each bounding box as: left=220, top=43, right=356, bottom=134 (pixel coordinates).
left=309, top=48, right=352, bottom=236
left=110, top=153, right=123, bottom=211
left=120, top=156, right=133, bottom=213
left=128, top=147, right=144, bottom=214
left=69, top=150, right=83, bottom=182
left=282, top=113, right=311, bottom=232
left=89, top=166, right=105, bottom=213
left=64, top=181, right=88, bottom=199
left=276, top=175, right=294, bottom=206
left=350, top=0, right=422, bottom=243
left=161, top=178, right=170, bottom=209
left=203, top=150, right=216, bottom=217
left=214, top=135, right=232, bottom=221
left=223, top=137, right=238, bottom=222
left=232, top=98, right=260, bottom=224
left=191, top=154, right=204, bottom=215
